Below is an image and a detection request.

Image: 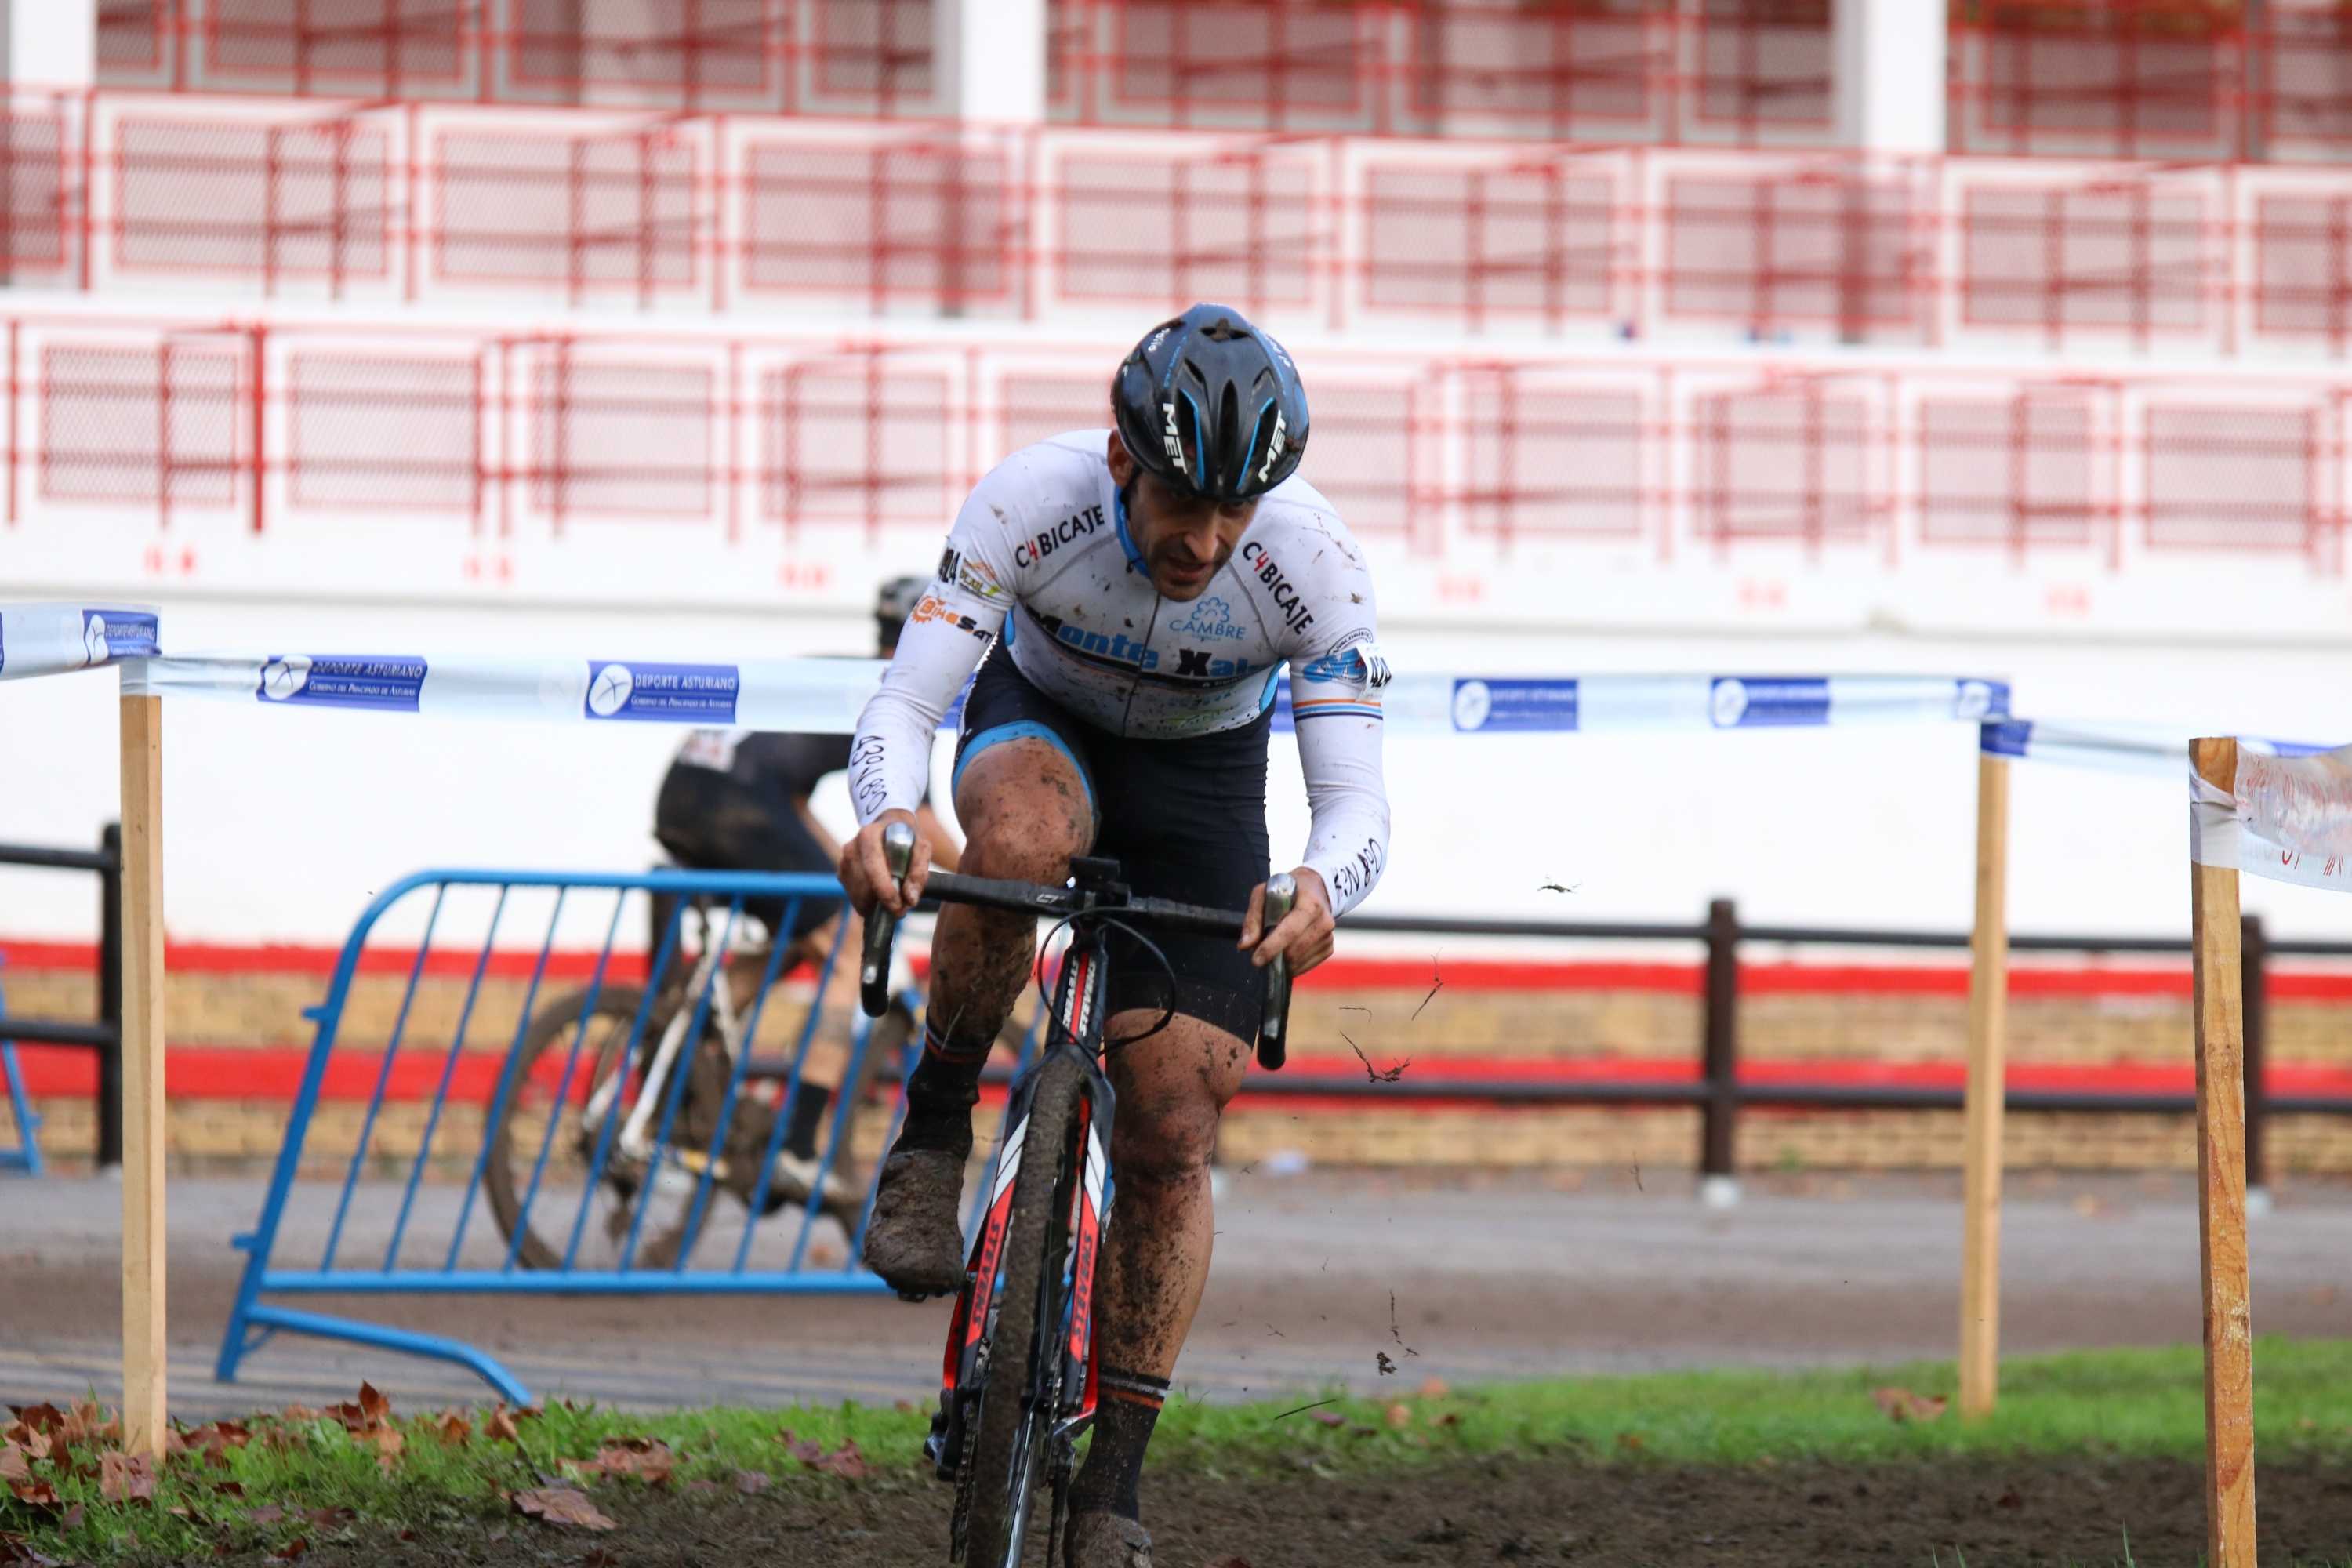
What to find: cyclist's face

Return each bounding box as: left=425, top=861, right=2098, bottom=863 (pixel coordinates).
left=1108, top=433, right=1257, bottom=601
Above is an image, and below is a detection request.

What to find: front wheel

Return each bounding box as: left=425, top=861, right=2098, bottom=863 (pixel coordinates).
left=954, top=1053, right=1087, bottom=1567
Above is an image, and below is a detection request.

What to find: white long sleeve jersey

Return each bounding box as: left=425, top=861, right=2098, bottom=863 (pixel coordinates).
left=849, top=430, right=1392, bottom=914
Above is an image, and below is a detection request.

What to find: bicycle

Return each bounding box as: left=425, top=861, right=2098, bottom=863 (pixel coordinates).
left=857, top=820, right=1298, bottom=1568
left=483, top=887, right=915, bottom=1271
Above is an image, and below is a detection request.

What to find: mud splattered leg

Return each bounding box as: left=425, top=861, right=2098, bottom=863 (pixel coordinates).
left=1070, top=1011, right=1250, bottom=1522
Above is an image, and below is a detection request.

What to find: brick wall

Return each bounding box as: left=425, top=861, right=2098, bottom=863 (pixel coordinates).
left=5, top=952, right=2350, bottom=1177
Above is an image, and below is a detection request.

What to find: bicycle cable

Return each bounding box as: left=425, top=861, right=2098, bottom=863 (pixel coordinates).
left=1031, top=911, right=1181, bottom=1056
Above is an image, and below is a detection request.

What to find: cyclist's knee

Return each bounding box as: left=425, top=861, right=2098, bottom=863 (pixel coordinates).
left=955, top=739, right=1091, bottom=872
left=1111, top=1105, right=1218, bottom=1190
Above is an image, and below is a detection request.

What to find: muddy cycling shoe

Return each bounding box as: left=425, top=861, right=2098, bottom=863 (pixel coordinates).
left=1064, top=1512, right=1152, bottom=1568
left=861, top=1148, right=969, bottom=1299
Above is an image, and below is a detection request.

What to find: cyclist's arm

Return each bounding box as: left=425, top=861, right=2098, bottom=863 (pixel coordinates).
left=1285, top=556, right=1392, bottom=920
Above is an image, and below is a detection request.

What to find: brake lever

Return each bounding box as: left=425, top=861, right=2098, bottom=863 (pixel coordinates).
left=1253, top=873, right=1296, bottom=1071
left=859, top=820, right=916, bottom=1018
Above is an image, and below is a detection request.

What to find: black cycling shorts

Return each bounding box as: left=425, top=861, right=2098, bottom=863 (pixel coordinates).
left=953, top=652, right=1272, bottom=1044
left=653, top=765, right=843, bottom=943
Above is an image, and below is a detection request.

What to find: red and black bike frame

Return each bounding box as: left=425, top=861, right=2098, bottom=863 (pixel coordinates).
left=935, top=931, right=1118, bottom=1465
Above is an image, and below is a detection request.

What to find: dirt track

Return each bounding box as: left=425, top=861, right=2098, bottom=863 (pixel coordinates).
left=5, top=1167, right=2351, bottom=1417
left=190, top=1454, right=2352, bottom=1567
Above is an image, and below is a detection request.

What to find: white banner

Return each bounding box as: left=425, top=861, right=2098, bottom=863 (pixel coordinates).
left=2194, top=743, right=2352, bottom=895
left=0, top=603, right=160, bottom=683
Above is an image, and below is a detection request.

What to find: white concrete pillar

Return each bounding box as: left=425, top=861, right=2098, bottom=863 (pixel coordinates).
left=939, top=0, right=1047, bottom=122
left=1833, top=0, right=1947, bottom=153
left=0, top=0, right=96, bottom=89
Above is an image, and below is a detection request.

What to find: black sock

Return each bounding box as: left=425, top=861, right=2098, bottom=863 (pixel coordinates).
left=1069, top=1367, right=1167, bottom=1521
left=892, top=1019, right=992, bottom=1157
left=783, top=1086, right=832, bottom=1160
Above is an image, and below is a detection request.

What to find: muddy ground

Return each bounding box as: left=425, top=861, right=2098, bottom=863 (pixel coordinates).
left=180, top=1454, right=2352, bottom=1568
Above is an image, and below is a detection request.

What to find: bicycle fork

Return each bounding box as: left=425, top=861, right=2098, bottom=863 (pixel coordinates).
left=926, top=946, right=1117, bottom=1486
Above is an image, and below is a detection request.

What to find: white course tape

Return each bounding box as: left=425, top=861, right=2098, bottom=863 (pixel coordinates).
left=2202, top=745, right=2352, bottom=893
left=1981, top=720, right=2342, bottom=778
left=7, top=602, right=2010, bottom=736
left=0, top=603, right=160, bottom=683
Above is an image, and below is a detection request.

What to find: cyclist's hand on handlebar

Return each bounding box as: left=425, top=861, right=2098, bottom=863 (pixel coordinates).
left=1239, top=867, right=1336, bottom=975
left=840, top=811, right=933, bottom=918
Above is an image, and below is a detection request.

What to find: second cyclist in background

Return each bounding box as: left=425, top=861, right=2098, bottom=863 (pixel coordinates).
left=652, top=576, right=964, bottom=1195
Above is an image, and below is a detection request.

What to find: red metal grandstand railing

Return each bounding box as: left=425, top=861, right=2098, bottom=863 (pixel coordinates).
left=1, top=310, right=2343, bottom=573
left=32, top=93, right=2352, bottom=356
left=88, top=1, right=2352, bottom=163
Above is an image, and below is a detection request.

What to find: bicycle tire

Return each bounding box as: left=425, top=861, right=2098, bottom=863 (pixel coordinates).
left=483, top=985, right=703, bottom=1272
left=956, top=1051, right=1087, bottom=1568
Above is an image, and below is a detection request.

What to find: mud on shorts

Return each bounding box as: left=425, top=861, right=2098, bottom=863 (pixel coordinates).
left=953, top=651, right=1273, bottom=1044
left=652, top=766, right=844, bottom=945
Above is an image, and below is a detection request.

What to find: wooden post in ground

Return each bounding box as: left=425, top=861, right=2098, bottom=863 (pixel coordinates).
left=118, top=691, right=167, bottom=1457
left=1958, top=750, right=2011, bottom=1418
left=2190, top=735, right=2256, bottom=1566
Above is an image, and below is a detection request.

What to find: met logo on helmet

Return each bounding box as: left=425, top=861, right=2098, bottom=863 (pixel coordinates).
left=1256, top=411, right=1287, bottom=485
left=1160, top=401, right=1188, bottom=474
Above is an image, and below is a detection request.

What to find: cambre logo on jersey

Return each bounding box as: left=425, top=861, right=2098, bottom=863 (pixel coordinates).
left=1167, top=594, right=1246, bottom=642
left=1240, top=541, right=1315, bottom=635
left=1012, top=503, right=1107, bottom=569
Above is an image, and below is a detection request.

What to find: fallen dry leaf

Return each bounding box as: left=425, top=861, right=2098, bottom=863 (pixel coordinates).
left=278, top=1406, right=323, bottom=1424
left=482, top=1407, right=521, bottom=1444
left=0, top=1451, right=27, bottom=1485
left=99, top=1451, right=157, bottom=1504
left=513, top=1487, right=618, bottom=1533
left=1432, top=1411, right=1463, bottom=1429
left=567, top=1439, right=676, bottom=1487
left=6, top=1409, right=62, bottom=1442
left=62, top=1402, right=113, bottom=1446
left=270, top=1537, right=307, bottom=1561
left=356, top=1385, right=391, bottom=1427
left=368, top=1425, right=405, bottom=1473
left=6, top=1479, right=60, bottom=1511
left=1870, top=1387, right=1948, bottom=1424
left=776, top=1429, right=824, bottom=1465
left=433, top=1410, right=471, bottom=1445
left=307, top=1507, right=356, bottom=1528
left=1308, top=1410, right=1346, bottom=1428
left=734, top=1469, right=771, bottom=1496
left=248, top=1504, right=286, bottom=1526
left=1617, top=1432, right=1646, bottom=1453
left=1383, top=1403, right=1412, bottom=1430
left=1417, top=1376, right=1450, bottom=1399
left=811, top=1439, right=869, bottom=1481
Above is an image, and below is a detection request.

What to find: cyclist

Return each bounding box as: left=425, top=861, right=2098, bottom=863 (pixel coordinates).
left=837, top=304, right=1391, bottom=1568
left=653, top=578, right=964, bottom=1196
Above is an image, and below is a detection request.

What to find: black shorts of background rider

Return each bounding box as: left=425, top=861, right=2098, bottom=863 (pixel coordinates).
left=653, top=764, right=844, bottom=945
left=953, top=650, right=1272, bottom=1044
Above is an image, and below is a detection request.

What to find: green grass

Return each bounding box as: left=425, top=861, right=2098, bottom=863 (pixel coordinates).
left=7, top=1338, right=2352, bottom=1563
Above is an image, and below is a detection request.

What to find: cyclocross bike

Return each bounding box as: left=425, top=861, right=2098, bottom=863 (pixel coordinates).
left=485, top=888, right=911, bottom=1271
left=857, top=820, right=1297, bottom=1568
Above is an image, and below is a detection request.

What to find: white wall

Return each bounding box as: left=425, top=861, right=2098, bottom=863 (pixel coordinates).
left=5, top=591, right=2350, bottom=953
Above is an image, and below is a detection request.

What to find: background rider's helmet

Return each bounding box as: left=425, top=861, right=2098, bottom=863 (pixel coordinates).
left=874, top=575, right=926, bottom=649
left=1110, top=303, right=1309, bottom=503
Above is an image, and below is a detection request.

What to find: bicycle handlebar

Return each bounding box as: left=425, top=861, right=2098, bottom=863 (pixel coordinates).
left=855, top=824, right=1298, bottom=1070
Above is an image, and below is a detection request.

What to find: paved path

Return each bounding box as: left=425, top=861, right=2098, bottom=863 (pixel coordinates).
left=3, top=1167, right=2347, bottom=1415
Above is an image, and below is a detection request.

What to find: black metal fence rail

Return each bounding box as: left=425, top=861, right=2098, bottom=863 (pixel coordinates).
left=1250, top=902, right=2348, bottom=1188
left=0, top=826, right=122, bottom=1167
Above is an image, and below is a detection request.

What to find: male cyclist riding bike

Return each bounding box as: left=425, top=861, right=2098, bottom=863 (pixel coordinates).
left=838, top=304, right=1392, bottom=1568
left=655, top=577, right=964, bottom=1185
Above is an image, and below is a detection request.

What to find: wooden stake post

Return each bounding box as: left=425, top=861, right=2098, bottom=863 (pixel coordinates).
left=119, top=692, right=167, bottom=1457
left=2190, top=736, right=2256, bottom=1567
left=1958, top=751, right=2010, bottom=1418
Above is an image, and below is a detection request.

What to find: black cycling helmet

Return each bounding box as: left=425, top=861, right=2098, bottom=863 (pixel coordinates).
left=1111, top=303, right=1308, bottom=503
left=875, top=575, right=925, bottom=646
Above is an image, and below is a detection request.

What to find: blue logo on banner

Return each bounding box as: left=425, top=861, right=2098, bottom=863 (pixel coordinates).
left=82, top=610, right=159, bottom=666
left=584, top=661, right=739, bottom=723
left=1450, top=678, right=1577, bottom=733
left=1710, top=677, right=1829, bottom=728
left=256, top=655, right=427, bottom=711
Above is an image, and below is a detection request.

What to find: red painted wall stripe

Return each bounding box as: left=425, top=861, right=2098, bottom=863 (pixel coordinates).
left=11, top=936, right=2352, bottom=1000
left=13, top=1043, right=2352, bottom=1106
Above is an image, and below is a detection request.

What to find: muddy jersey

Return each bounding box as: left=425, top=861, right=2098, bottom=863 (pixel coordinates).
left=849, top=430, right=1391, bottom=914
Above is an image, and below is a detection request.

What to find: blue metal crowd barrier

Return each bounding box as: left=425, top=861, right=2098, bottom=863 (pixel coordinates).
left=215, top=867, right=1036, bottom=1405
left=0, top=961, right=46, bottom=1176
